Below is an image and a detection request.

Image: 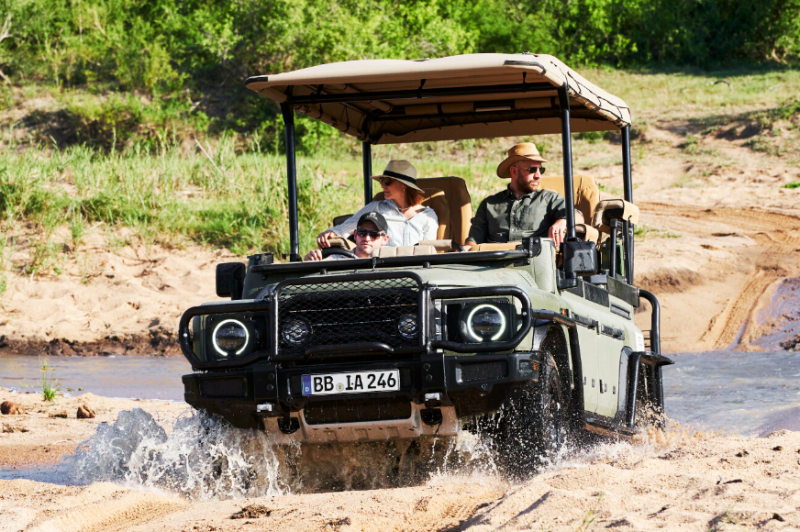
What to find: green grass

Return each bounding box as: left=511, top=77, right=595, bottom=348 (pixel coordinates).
left=583, top=67, right=800, bottom=121
left=41, top=361, right=60, bottom=402
left=783, top=182, right=800, bottom=189
left=635, top=225, right=681, bottom=239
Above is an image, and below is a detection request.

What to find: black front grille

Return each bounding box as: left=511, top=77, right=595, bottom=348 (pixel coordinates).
left=304, top=397, right=412, bottom=425
left=276, top=275, right=422, bottom=356
left=199, top=377, right=247, bottom=398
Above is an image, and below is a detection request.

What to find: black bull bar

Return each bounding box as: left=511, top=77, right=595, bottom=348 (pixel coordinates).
left=178, top=277, right=577, bottom=370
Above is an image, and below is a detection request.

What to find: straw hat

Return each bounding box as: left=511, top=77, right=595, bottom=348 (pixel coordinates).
left=372, top=160, right=424, bottom=192
left=496, top=143, right=549, bottom=179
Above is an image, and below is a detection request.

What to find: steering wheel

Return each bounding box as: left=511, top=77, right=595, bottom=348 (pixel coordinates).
left=321, top=247, right=358, bottom=259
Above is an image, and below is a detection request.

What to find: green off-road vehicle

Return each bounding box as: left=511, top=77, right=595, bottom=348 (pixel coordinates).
left=178, top=53, right=672, bottom=472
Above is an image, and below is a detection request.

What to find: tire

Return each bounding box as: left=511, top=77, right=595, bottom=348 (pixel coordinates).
left=493, top=353, right=569, bottom=478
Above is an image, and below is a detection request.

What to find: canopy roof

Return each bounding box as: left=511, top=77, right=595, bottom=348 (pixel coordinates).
left=245, top=53, right=631, bottom=145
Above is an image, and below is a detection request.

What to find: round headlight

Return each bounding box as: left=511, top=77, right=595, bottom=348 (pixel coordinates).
left=397, top=313, right=418, bottom=339
left=212, top=319, right=249, bottom=356
left=282, top=318, right=312, bottom=346
left=466, top=304, right=507, bottom=342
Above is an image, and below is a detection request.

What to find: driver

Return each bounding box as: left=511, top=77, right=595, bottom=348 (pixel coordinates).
left=304, top=212, right=390, bottom=261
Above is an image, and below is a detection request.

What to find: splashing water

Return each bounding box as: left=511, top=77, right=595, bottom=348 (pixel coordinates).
left=65, top=408, right=293, bottom=500
left=57, top=407, right=666, bottom=499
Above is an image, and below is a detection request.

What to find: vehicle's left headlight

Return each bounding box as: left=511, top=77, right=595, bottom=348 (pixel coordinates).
left=465, top=304, right=507, bottom=342
left=212, top=319, right=250, bottom=356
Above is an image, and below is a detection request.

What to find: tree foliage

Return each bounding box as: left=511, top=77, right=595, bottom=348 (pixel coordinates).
left=0, top=0, right=798, bottom=149
left=2, top=0, right=799, bottom=93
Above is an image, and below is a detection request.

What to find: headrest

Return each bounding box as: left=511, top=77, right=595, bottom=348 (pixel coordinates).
left=372, top=245, right=438, bottom=258
left=592, top=199, right=640, bottom=233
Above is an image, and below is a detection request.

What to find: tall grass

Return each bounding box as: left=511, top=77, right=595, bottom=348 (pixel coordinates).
left=0, top=140, right=375, bottom=259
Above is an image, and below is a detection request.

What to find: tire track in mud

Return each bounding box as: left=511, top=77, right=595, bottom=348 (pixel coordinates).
left=639, top=202, right=800, bottom=349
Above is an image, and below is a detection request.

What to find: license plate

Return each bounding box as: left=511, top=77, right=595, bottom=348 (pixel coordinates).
left=301, top=370, right=400, bottom=396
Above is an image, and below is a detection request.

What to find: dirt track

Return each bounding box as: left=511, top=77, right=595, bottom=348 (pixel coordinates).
left=634, top=202, right=800, bottom=351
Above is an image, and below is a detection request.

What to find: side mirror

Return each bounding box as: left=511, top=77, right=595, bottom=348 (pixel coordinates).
left=216, top=262, right=246, bottom=300
left=563, top=240, right=598, bottom=276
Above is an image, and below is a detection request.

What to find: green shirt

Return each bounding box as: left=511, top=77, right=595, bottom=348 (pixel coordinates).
left=466, top=187, right=567, bottom=244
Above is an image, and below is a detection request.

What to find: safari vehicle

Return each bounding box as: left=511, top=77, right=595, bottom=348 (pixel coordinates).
left=178, top=53, right=672, bottom=471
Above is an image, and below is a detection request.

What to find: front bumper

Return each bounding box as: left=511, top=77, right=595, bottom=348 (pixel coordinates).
left=183, top=351, right=542, bottom=443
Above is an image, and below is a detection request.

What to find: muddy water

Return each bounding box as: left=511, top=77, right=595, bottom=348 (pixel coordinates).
left=663, top=351, right=800, bottom=435
left=0, top=354, right=190, bottom=401
left=2, top=351, right=798, bottom=433
left=752, top=277, right=800, bottom=351
left=1, top=350, right=798, bottom=499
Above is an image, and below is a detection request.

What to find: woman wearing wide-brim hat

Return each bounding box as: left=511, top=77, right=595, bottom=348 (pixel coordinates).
left=316, top=160, right=439, bottom=249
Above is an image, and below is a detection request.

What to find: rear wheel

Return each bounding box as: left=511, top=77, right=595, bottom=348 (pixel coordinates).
left=493, top=353, right=568, bottom=478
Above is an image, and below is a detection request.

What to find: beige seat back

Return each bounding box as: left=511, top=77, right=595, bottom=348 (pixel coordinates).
left=373, top=177, right=471, bottom=245
left=472, top=242, right=521, bottom=251
left=372, top=245, right=437, bottom=258
left=538, top=174, right=600, bottom=224
left=592, top=199, right=639, bottom=234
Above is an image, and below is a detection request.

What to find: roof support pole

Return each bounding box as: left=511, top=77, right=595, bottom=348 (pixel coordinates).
left=622, top=125, right=633, bottom=203
left=622, top=126, right=634, bottom=283
left=280, top=103, right=301, bottom=262
left=557, top=84, right=577, bottom=243
left=362, top=141, right=373, bottom=204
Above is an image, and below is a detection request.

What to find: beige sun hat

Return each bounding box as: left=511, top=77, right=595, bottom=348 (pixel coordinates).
left=372, top=160, right=424, bottom=192
left=496, top=142, right=549, bottom=179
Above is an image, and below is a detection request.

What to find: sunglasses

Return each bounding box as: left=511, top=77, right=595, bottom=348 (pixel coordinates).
left=378, top=177, right=395, bottom=186
left=518, top=165, right=545, bottom=175
left=355, top=228, right=387, bottom=239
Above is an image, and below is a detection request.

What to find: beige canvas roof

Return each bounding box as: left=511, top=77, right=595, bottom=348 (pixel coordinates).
left=245, top=53, right=631, bottom=145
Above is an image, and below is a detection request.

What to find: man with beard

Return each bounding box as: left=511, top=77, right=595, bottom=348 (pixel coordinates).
left=465, top=142, right=571, bottom=248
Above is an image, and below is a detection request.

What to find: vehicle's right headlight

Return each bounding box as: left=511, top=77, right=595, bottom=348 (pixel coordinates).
left=464, top=304, right=507, bottom=342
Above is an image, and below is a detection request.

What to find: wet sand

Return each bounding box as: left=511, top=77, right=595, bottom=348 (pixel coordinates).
left=1, top=391, right=799, bottom=531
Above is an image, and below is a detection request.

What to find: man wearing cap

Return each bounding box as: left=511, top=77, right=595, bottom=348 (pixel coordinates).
left=465, top=143, right=570, bottom=248
left=315, top=160, right=439, bottom=249
left=305, top=212, right=390, bottom=261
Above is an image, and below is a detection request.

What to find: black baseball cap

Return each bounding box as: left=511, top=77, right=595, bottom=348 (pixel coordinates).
left=357, top=211, right=388, bottom=233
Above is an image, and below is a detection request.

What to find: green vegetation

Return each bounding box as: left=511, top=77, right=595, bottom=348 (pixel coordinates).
left=783, top=182, right=800, bottom=189
left=0, top=0, right=798, bottom=147
left=41, top=361, right=60, bottom=402
left=635, top=225, right=680, bottom=239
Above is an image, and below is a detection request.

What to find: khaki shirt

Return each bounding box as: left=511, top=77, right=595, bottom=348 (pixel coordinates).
left=466, top=187, right=566, bottom=244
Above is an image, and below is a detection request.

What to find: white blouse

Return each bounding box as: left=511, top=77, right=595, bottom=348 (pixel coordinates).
left=328, top=200, right=439, bottom=247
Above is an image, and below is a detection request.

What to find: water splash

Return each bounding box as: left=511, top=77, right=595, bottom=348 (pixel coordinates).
left=65, top=408, right=293, bottom=500
left=56, top=407, right=666, bottom=499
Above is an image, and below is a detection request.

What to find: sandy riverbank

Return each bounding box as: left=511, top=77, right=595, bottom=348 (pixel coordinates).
left=1, top=391, right=798, bottom=531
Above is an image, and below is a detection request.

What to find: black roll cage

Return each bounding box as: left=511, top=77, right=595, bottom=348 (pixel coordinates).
left=279, top=82, right=635, bottom=286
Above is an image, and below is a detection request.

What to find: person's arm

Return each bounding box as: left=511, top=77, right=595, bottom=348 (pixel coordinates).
left=547, top=194, right=568, bottom=246
left=422, top=209, right=439, bottom=241
left=465, top=199, right=489, bottom=246
left=551, top=193, right=567, bottom=222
